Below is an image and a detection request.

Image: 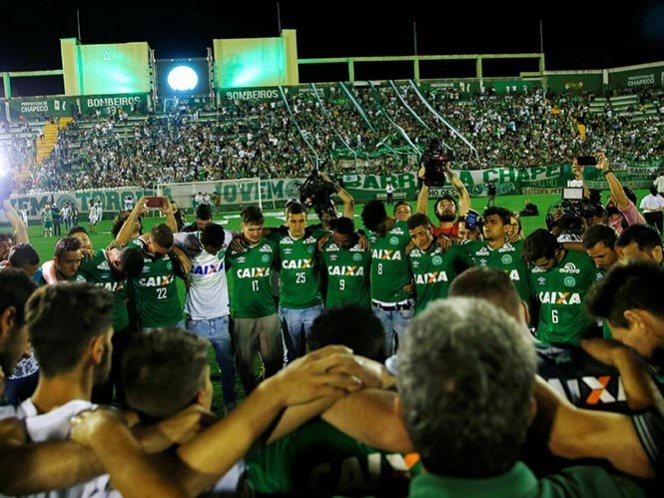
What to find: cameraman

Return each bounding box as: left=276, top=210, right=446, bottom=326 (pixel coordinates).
left=307, top=172, right=355, bottom=231
left=416, top=164, right=471, bottom=241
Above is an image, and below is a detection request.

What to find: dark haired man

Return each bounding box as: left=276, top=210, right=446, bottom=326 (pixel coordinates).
left=461, top=206, right=531, bottom=305
left=127, top=223, right=188, bottom=331
left=523, top=229, right=600, bottom=345
left=583, top=223, right=619, bottom=271
left=269, top=202, right=327, bottom=360
left=176, top=222, right=237, bottom=412
left=416, top=163, right=470, bottom=240
left=7, top=244, right=40, bottom=280
left=6, top=284, right=190, bottom=498
left=182, top=203, right=213, bottom=233
left=226, top=205, right=283, bottom=394
left=393, top=201, right=412, bottom=222
left=407, top=213, right=473, bottom=314
left=616, top=224, right=663, bottom=265
left=361, top=200, right=414, bottom=354
left=70, top=333, right=378, bottom=498
left=0, top=269, right=35, bottom=403
left=37, top=236, right=85, bottom=286
left=320, top=217, right=372, bottom=310
left=68, top=225, right=92, bottom=250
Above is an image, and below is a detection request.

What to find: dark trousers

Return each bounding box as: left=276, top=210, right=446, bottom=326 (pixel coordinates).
left=644, top=212, right=663, bottom=235
left=232, top=314, right=283, bottom=396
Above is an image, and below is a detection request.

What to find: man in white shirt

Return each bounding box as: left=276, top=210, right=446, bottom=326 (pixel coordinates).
left=10, top=282, right=189, bottom=498
left=175, top=223, right=237, bottom=412
left=640, top=186, right=664, bottom=234
left=654, top=172, right=664, bottom=196
left=385, top=182, right=395, bottom=205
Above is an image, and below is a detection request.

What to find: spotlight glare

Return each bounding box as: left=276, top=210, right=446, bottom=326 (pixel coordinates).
left=167, top=66, right=199, bottom=92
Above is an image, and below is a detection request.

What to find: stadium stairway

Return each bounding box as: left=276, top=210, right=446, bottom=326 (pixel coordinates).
left=36, top=117, right=73, bottom=164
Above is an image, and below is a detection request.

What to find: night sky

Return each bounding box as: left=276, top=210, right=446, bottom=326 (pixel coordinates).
left=1, top=0, right=663, bottom=95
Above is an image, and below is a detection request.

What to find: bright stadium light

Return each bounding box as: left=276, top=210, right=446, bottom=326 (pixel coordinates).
left=167, top=66, right=199, bottom=92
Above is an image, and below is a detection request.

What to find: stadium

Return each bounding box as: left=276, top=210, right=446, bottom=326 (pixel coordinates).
left=0, top=4, right=663, bottom=497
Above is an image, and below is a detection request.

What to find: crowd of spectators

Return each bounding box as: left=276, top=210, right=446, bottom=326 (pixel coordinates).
left=3, top=85, right=663, bottom=193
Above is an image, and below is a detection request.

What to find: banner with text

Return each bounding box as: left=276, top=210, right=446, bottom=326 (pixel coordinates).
left=3, top=187, right=154, bottom=223
left=8, top=96, right=77, bottom=120
left=10, top=164, right=657, bottom=223
left=609, top=64, right=664, bottom=90
left=79, top=93, right=149, bottom=117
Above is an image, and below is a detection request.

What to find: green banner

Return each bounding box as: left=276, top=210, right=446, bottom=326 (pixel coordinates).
left=8, top=96, right=77, bottom=120
left=79, top=93, right=149, bottom=117
left=6, top=164, right=654, bottom=223
left=4, top=187, right=155, bottom=223
left=546, top=73, right=604, bottom=93
left=218, top=86, right=283, bottom=102
left=609, top=65, right=664, bottom=90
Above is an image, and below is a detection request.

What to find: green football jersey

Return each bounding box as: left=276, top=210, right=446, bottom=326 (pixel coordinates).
left=76, top=249, right=130, bottom=332
left=226, top=238, right=278, bottom=319
left=270, top=228, right=326, bottom=309
left=462, top=239, right=531, bottom=304
left=321, top=237, right=372, bottom=309
left=409, top=243, right=474, bottom=314
left=529, top=250, right=602, bottom=345
left=128, top=238, right=182, bottom=328
left=246, top=418, right=417, bottom=498
left=370, top=219, right=412, bottom=303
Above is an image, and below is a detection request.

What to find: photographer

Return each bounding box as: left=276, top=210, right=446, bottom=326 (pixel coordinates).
left=301, top=170, right=354, bottom=231
left=416, top=149, right=470, bottom=241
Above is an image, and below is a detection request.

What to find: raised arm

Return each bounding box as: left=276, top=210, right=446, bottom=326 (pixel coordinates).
left=446, top=164, right=470, bottom=217
left=321, top=173, right=355, bottom=220
left=112, top=200, right=148, bottom=248
left=160, top=198, right=178, bottom=233
left=2, top=200, right=28, bottom=245
left=596, top=152, right=629, bottom=209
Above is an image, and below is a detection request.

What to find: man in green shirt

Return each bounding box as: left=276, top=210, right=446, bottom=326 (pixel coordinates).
left=461, top=206, right=531, bottom=306
left=269, top=202, right=326, bottom=361
left=395, top=298, right=649, bottom=498
left=361, top=200, right=414, bottom=354
left=523, top=229, right=601, bottom=345
left=226, top=205, right=283, bottom=394
left=582, top=224, right=620, bottom=339
left=128, top=224, right=186, bottom=331
left=407, top=213, right=473, bottom=314
left=320, top=217, right=371, bottom=310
